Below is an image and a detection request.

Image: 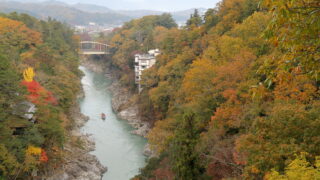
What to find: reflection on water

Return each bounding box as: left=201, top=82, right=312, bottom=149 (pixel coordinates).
left=79, top=66, right=147, bottom=180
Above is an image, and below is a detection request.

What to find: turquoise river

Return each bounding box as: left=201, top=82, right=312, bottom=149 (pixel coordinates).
left=79, top=66, right=147, bottom=180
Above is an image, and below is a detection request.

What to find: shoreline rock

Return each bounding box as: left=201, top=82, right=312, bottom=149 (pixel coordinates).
left=109, top=82, right=151, bottom=137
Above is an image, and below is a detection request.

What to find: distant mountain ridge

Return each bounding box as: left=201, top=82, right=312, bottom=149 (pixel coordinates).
left=0, top=0, right=207, bottom=25
left=0, top=1, right=131, bottom=25
left=72, top=3, right=114, bottom=13
left=71, top=3, right=207, bottom=23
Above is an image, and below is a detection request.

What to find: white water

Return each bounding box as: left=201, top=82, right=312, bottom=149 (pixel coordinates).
left=79, top=66, right=147, bottom=180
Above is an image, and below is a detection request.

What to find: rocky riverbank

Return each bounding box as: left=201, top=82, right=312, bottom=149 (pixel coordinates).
left=108, top=81, right=151, bottom=137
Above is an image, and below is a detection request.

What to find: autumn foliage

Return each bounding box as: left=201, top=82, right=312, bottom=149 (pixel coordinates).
left=108, top=0, right=320, bottom=179
left=20, top=67, right=57, bottom=105
left=21, top=80, right=58, bottom=105
left=40, top=150, right=49, bottom=163
left=0, top=17, right=42, bottom=50
left=0, top=14, right=80, bottom=179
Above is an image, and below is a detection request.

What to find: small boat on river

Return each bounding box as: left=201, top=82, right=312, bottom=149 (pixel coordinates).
left=101, top=113, right=106, bottom=120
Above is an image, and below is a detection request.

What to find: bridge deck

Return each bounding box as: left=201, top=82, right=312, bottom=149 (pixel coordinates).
left=79, top=51, right=109, bottom=55
left=79, top=41, right=110, bottom=55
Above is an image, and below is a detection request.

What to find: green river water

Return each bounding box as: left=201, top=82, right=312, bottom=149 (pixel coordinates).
left=79, top=66, right=147, bottom=180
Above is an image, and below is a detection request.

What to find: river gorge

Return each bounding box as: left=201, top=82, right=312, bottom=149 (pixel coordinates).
left=79, top=65, right=147, bottom=179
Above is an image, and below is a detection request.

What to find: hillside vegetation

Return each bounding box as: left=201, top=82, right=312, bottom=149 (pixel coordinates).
left=106, top=0, right=320, bottom=179
left=0, top=13, right=81, bottom=178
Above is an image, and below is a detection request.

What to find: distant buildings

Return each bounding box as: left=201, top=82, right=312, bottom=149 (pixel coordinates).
left=135, top=49, right=160, bottom=92
left=74, top=25, right=86, bottom=33
left=74, top=22, right=120, bottom=36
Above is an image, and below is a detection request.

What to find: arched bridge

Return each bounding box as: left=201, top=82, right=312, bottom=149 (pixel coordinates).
left=79, top=41, right=110, bottom=55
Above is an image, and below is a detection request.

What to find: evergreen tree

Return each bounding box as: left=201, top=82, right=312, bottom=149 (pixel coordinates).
left=203, top=8, right=219, bottom=31
left=156, top=13, right=177, bottom=29
left=186, top=9, right=203, bottom=28
left=170, top=111, right=204, bottom=179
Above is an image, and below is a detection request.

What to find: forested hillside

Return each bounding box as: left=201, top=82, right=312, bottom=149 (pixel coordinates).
left=106, top=0, right=320, bottom=179
left=0, top=13, right=81, bottom=178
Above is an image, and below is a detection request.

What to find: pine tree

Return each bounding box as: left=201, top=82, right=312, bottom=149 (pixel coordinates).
left=186, top=9, right=203, bottom=28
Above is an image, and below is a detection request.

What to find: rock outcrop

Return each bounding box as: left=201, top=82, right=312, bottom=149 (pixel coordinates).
left=107, top=77, right=156, bottom=157
left=108, top=80, right=151, bottom=137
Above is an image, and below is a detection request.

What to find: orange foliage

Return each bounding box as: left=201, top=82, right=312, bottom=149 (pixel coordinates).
left=212, top=50, right=256, bottom=91
left=274, top=68, right=318, bottom=103
left=206, top=50, right=255, bottom=128
left=0, top=17, right=42, bottom=49
left=40, top=150, right=48, bottom=163
left=211, top=89, right=243, bottom=128
left=0, top=17, right=42, bottom=65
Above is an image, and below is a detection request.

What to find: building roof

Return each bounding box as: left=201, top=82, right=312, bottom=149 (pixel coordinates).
left=136, top=54, right=155, bottom=60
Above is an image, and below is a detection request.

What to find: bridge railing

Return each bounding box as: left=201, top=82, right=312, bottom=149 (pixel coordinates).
left=79, top=41, right=110, bottom=55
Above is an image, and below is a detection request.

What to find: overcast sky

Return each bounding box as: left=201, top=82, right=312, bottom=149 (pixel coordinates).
left=38, top=0, right=221, bottom=11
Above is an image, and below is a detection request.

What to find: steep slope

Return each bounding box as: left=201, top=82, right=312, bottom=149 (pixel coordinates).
left=105, top=0, right=320, bottom=179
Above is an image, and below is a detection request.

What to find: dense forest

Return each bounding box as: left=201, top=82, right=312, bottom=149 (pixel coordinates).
left=1, top=0, right=319, bottom=179
left=0, top=13, right=81, bottom=178
left=105, top=0, right=320, bottom=179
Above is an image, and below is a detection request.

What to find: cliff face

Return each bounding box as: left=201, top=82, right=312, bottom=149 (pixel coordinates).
left=109, top=81, right=150, bottom=137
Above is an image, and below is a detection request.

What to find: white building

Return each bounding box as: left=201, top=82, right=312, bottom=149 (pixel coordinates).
left=74, top=25, right=86, bottom=33
left=89, top=22, right=96, bottom=26
left=135, top=49, right=160, bottom=92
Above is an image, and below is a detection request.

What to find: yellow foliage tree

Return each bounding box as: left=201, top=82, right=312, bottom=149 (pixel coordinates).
left=181, top=58, right=216, bottom=102
left=26, top=145, right=42, bottom=155
left=23, top=67, right=35, bottom=82
left=24, top=145, right=41, bottom=173
left=265, top=153, right=320, bottom=180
